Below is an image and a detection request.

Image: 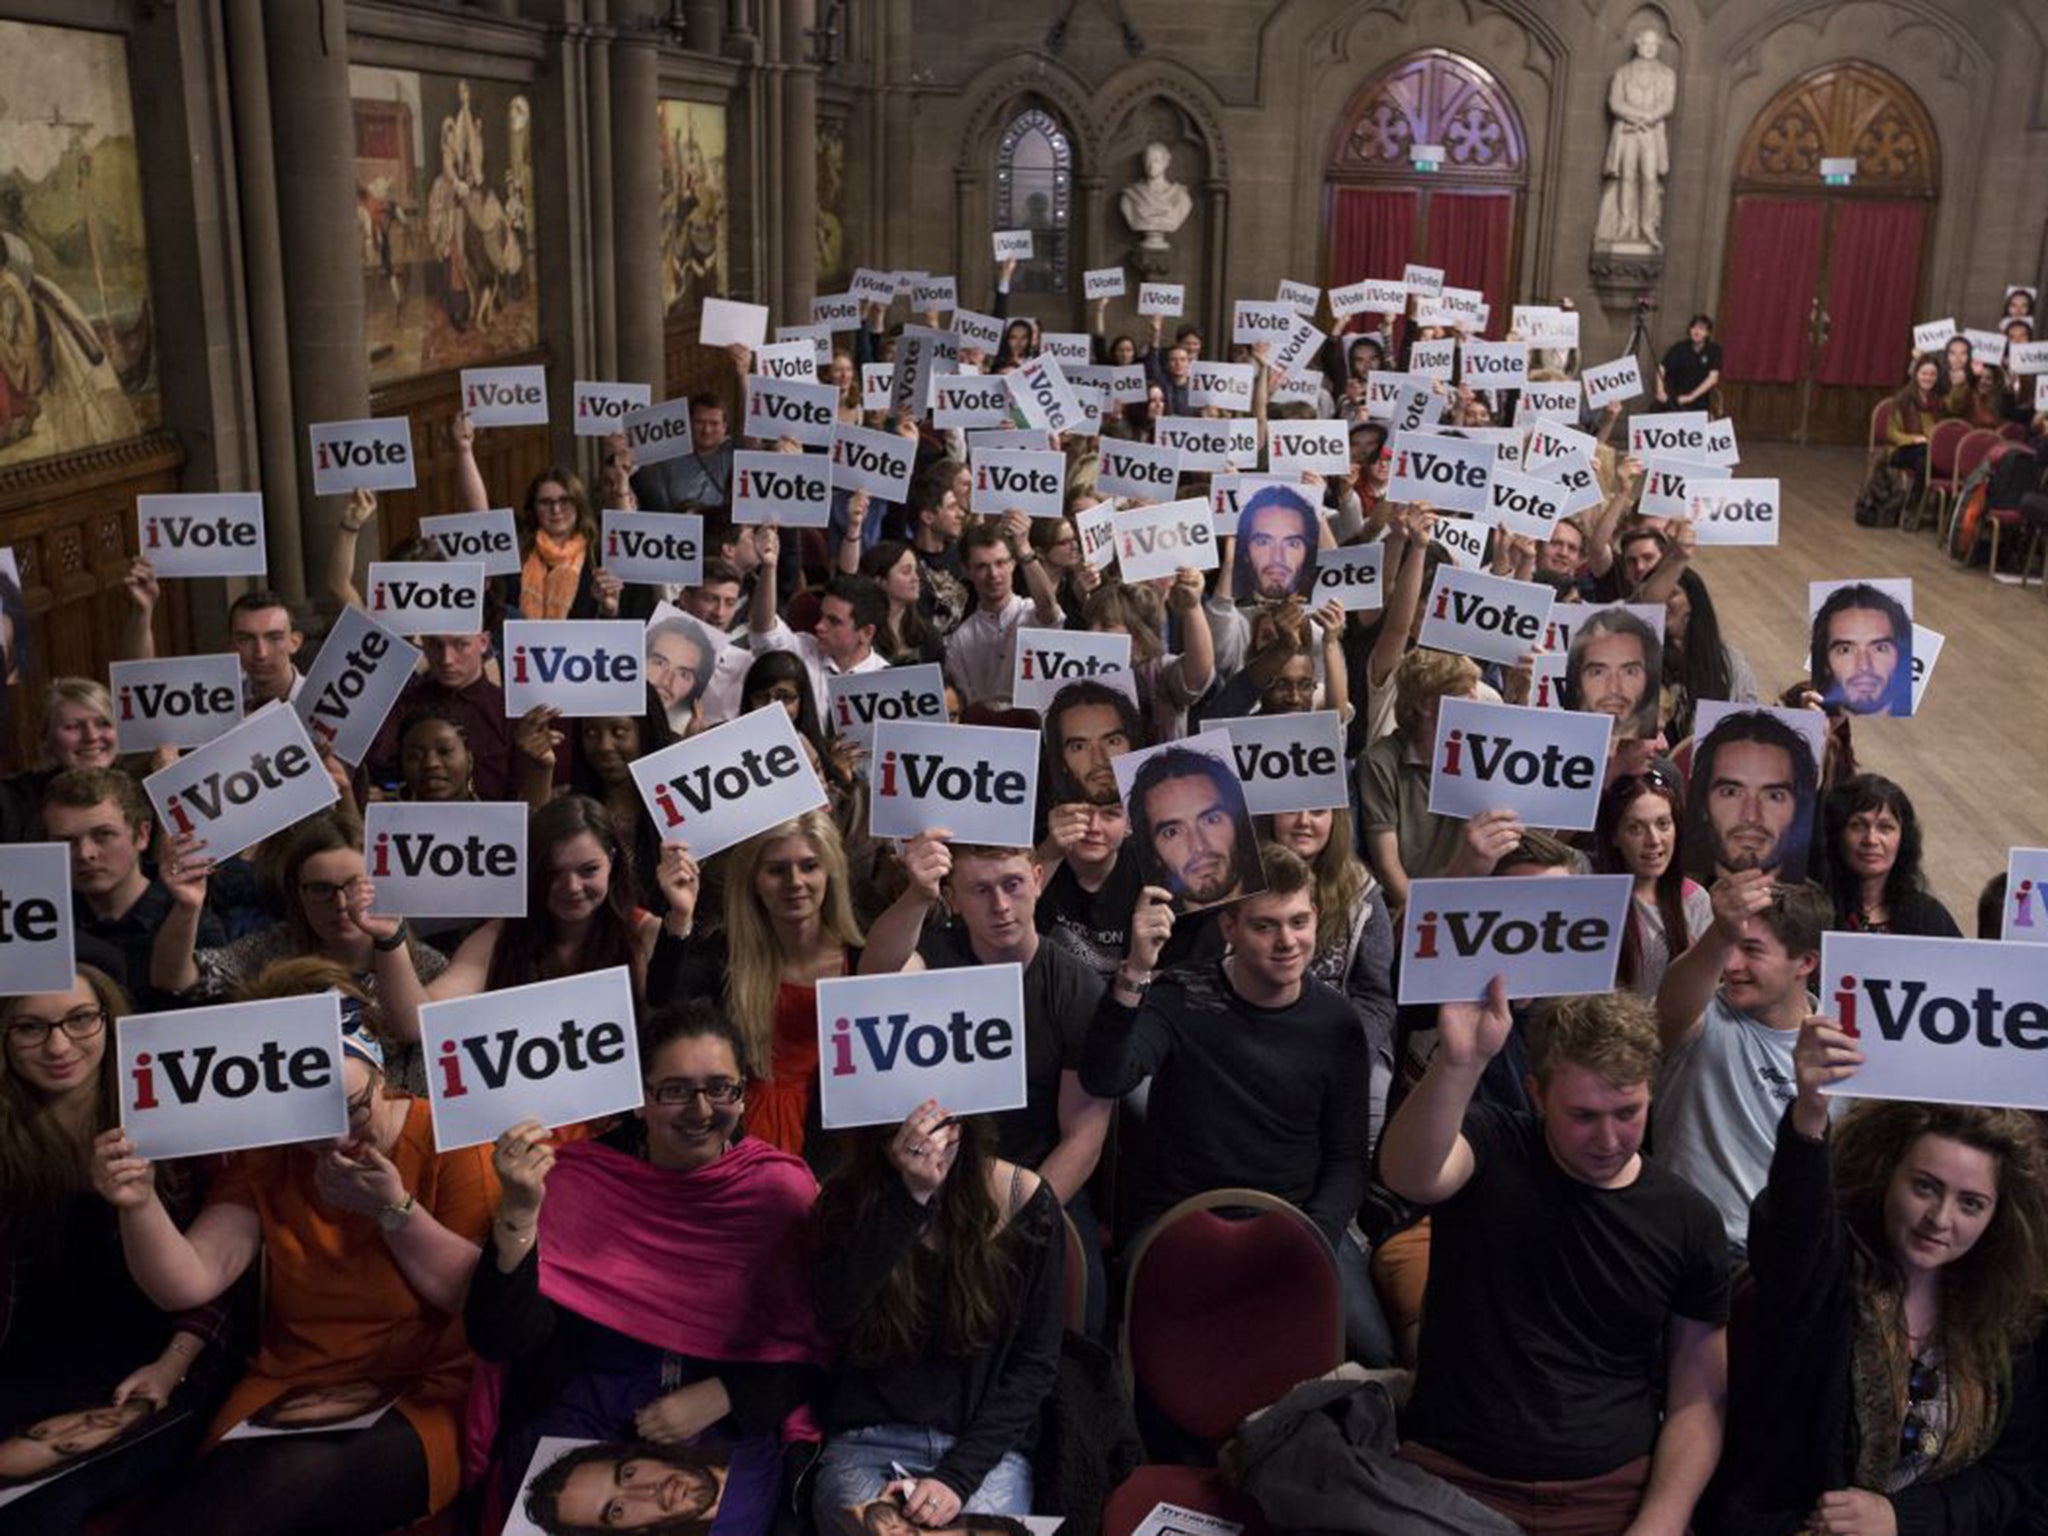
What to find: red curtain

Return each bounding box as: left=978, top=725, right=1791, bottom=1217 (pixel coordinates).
left=1815, top=201, right=1928, bottom=386
left=1424, top=193, right=1514, bottom=339
left=1720, top=196, right=1826, bottom=383
left=1327, top=187, right=1420, bottom=292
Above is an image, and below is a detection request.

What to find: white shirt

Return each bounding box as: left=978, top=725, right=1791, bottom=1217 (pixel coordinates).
left=753, top=617, right=890, bottom=712
left=943, top=593, right=1036, bottom=703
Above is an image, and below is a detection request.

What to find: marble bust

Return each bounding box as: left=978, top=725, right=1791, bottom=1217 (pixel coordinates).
left=1119, top=141, right=1193, bottom=251
left=1595, top=29, right=1676, bottom=251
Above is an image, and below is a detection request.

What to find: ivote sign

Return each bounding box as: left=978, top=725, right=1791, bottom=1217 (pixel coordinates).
left=111, top=655, right=245, bottom=754
left=1312, top=543, right=1384, bottom=612
left=600, top=510, right=704, bottom=587
left=817, top=963, right=1030, bottom=1130
left=630, top=703, right=829, bottom=861
left=826, top=663, right=947, bottom=752
left=1460, top=340, right=1529, bottom=391
left=1233, top=300, right=1297, bottom=345
left=1188, top=361, right=1255, bottom=414
left=1703, top=417, right=1741, bottom=468
left=367, top=560, right=487, bottom=638
left=1821, top=933, right=2048, bottom=1112
left=1389, top=429, right=1495, bottom=515
left=420, top=509, right=521, bottom=578
left=1211, top=711, right=1347, bottom=814
left=119, top=993, right=348, bottom=1160
left=0, top=843, right=75, bottom=995
left=951, top=308, right=1006, bottom=353
left=1267, top=420, right=1348, bottom=478
left=1407, top=340, right=1455, bottom=382
left=622, top=397, right=700, bottom=465
left=1910, top=622, right=1943, bottom=714
left=1011, top=627, right=1133, bottom=712
left=1483, top=466, right=1570, bottom=539
left=310, top=418, right=416, bottom=495
left=2002, top=848, right=2048, bottom=944
left=732, top=450, right=833, bottom=528
left=992, top=228, right=1035, bottom=261
left=869, top=720, right=1040, bottom=847
left=364, top=801, right=527, bottom=919
left=1403, top=263, right=1445, bottom=297
left=1398, top=874, right=1633, bottom=1005
left=1008, top=356, right=1086, bottom=437
left=1629, top=410, right=1712, bottom=461
left=935, top=375, right=1015, bottom=430
left=146, top=703, right=338, bottom=857
left=294, top=606, right=420, bottom=766
left=1418, top=566, right=1555, bottom=667
left=1685, top=478, right=1781, bottom=546
left=1137, top=283, right=1184, bottom=317
left=1040, top=332, right=1092, bottom=368
left=1639, top=455, right=1728, bottom=520
left=754, top=340, right=821, bottom=384
left=812, top=292, right=861, bottom=328
left=1523, top=448, right=1604, bottom=518
left=1433, top=515, right=1494, bottom=572
left=136, top=493, right=267, bottom=580
left=1073, top=503, right=1119, bottom=570
left=1427, top=696, right=1614, bottom=832
left=460, top=364, right=549, bottom=427
left=830, top=423, right=916, bottom=501
left=1114, top=497, right=1218, bottom=583
left=1157, top=416, right=1256, bottom=474
left=422, top=966, right=643, bottom=1151
left=502, top=620, right=646, bottom=718
left=1581, top=356, right=1643, bottom=410
left=573, top=380, right=653, bottom=437
left=1097, top=437, right=1182, bottom=502
left=1518, top=381, right=1582, bottom=425
left=862, top=365, right=895, bottom=413
left=971, top=448, right=1066, bottom=520
left=1084, top=266, right=1126, bottom=299
left=741, top=378, right=838, bottom=450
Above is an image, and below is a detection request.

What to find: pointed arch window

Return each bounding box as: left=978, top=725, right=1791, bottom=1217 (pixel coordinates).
left=995, top=106, right=1073, bottom=294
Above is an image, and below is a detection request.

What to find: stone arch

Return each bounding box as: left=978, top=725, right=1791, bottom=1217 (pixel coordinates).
left=1733, top=59, right=1939, bottom=192
left=952, top=58, right=1101, bottom=177
left=1324, top=47, right=1531, bottom=186
left=1093, top=60, right=1232, bottom=185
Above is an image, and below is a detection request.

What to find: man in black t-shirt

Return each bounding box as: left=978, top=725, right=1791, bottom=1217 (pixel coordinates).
left=1379, top=982, right=1729, bottom=1536
left=1656, top=313, right=1723, bottom=413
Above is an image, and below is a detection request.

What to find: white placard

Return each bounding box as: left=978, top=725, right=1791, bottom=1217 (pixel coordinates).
left=700, top=296, right=770, bottom=350
left=1965, top=328, right=2008, bottom=367
left=910, top=275, right=958, bottom=312
left=0, top=843, right=75, bottom=994
left=1630, top=410, right=1713, bottom=460
left=1156, top=416, right=1256, bottom=473
left=934, top=374, right=1015, bottom=430
left=1106, top=364, right=1149, bottom=405
left=1821, top=934, right=2048, bottom=1111
left=572, top=380, right=653, bottom=436
left=1433, top=515, right=1494, bottom=571
left=1685, top=478, right=1781, bottom=546
left=1528, top=651, right=1570, bottom=710
left=502, top=619, right=647, bottom=718
left=294, top=607, right=421, bottom=766
left=119, top=994, right=348, bottom=1160
left=1418, top=565, right=1554, bottom=666
left=419, top=509, right=521, bottom=578
left=1437, top=424, right=1523, bottom=474
left=622, top=397, right=700, bottom=466
left=848, top=267, right=897, bottom=306
left=1640, top=455, right=1729, bottom=519
left=1009, top=355, right=1086, bottom=436
left=146, top=703, right=338, bottom=854
left=1083, top=267, right=1127, bottom=300
left=732, top=449, right=834, bottom=528
left=1040, top=332, right=1092, bottom=368
left=2002, top=849, right=2048, bottom=944
left=1074, top=503, right=1119, bottom=571
left=1399, top=340, right=1450, bottom=384
left=1519, top=381, right=1582, bottom=424
left=1398, top=875, right=1633, bottom=1005
left=631, top=704, right=829, bottom=860
left=1520, top=306, right=1581, bottom=350
left=753, top=339, right=821, bottom=384
left=993, top=229, right=1035, bottom=261
left=1137, top=282, right=1184, bottom=317
left=309, top=418, right=416, bottom=495
left=829, top=423, right=916, bottom=501
left=743, top=377, right=838, bottom=449
left=111, top=655, right=245, bottom=755
left=1011, top=628, right=1133, bottom=712
left=812, top=292, right=861, bottom=328
left=1267, top=420, right=1349, bottom=477
left=1211, top=711, right=1347, bottom=814
left=364, top=801, right=527, bottom=920
left=136, top=493, right=267, bottom=579
left=1272, top=370, right=1324, bottom=409
left=972, top=448, right=1066, bottom=520
left=861, top=364, right=895, bottom=413
left=1360, top=279, right=1414, bottom=316
left=1524, top=418, right=1598, bottom=465
left=1389, top=428, right=1495, bottom=515
left=1524, top=448, right=1604, bottom=518
left=1911, top=318, right=1956, bottom=354
left=1403, top=263, right=1446, bottom=297
left=366, top=561, right=487, bottom=638
left=1440, top=287, right=1486, bottom=325
left=421, top=967, right=642, bottom=1150
left=2007, top=340, right=2048, bottom=374
left=1581, top=355, right=1644, bottom=410
left=825, top=663, right=948, bottom=751
left=1188, top=360, right=1255, bottom=414
left=600, top=510, right=704, bottom=586
left=870, top=721, right=1039, bottom=846
left=970, top=428, right=1059, bottom=456
left=1277, top=279, right=1322, bottom=315
left=1428, top=696, right=1613, bottom=831
left=776, top=323, right=833, bottom=369
left=952, top=308, right=1006, bottom=353
left=459, top=364, right=549, bottom=427
left=1233, top=300, right=1297, bottom=346
left=1460, top=340, right=1529, bottom=391
left=1271, top=315, right=1327, bottom=378
left=1097, top=437, right=1182, bottom=501
left=1312, top=542, right=1385, bottom=611
left=1909, top=622, right=1943, bottom=714
left=1113, top=497, right=1218, bottom=582
left=818, top=964, right=1030, bottom=1130
left=890, top=326, right=952, bottom=419
left=1482, top=466, right=1569, bottom=540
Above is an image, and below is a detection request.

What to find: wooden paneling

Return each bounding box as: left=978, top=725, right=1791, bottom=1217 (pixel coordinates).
left=663, top=325, right=747, bottom=422
left=367, top=351, right=555, bottom=551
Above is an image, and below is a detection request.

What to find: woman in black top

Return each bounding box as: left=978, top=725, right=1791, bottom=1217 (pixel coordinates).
left=1657, top=314, right=1723, bottom=412
left=1817, top=774, right=1961, bottom=937
left=810, top=1103, right=1062, bottom=1529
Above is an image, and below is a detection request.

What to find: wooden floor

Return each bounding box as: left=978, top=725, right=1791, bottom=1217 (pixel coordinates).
left=1701, top=443, right=2048, bottom=923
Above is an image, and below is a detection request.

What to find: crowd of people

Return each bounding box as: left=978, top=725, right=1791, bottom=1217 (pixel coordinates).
left=3, top=255, right=2046, bottom=1536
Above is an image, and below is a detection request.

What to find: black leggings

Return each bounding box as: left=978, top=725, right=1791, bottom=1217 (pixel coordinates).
left=151, top=1409, right=430, bottom=1536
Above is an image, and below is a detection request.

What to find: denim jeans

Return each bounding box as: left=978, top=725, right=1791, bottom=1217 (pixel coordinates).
left=813, top=1424, right=1033, bottom=1526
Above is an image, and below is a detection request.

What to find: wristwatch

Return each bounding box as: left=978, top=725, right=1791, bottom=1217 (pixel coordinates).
left=377, top=1192, right=416, bottom=1233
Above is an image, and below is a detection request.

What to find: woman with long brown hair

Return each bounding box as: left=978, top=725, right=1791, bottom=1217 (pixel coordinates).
left=453, top=411, right=613, bottom=621
left=810, top=1103, right=1063, bottom=1528
left=1592, top=767, right=1709, bottom=997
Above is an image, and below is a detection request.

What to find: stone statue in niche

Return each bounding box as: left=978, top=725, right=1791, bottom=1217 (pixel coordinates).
left=1119, top=142, right=1193, bottom=253
left=1595, top=29, right=1676, bottom=251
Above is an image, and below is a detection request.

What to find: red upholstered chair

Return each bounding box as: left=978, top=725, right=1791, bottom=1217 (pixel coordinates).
left=1912, top=416, right=1970, bottom=533
left=784, top=586, right=824, bottom=636
left=2000, top=420, right=2030, bottom=442
left=1941, top=429, right=2003, bottom=547
left=1867, top=397, right=1894, bottom=452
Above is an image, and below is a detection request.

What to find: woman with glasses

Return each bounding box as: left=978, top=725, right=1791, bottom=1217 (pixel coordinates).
left=151, top=809, right=449, bottom=1092
left=1593, top=768, right=1709, bottom=997
left=1, top=966, right=234, bottom=1532
left=91, top=959, right=498, bottom=1536
left=465, top=1000, right=826, bottom=1535
left=1027, top=515, right=1089, bottom=628
left=453, top=412, right=611, bottom=622
left=1710, top=1021, right=2048, bottom=1535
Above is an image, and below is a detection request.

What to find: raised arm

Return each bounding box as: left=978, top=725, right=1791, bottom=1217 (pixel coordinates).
left=1377, top=976, right=1510, bottom=1205
left=149, top=833, right=215, bottom=996
left=1654, top=870, right=1772, bottom=1053
left=452, top=412, right=490, bottom=512
left=858, top=832, right=946, bottom=975
left=1166, top=567, right=1215, bottom=697
left=1370, top=506, right=1434, bottom=690
left=122, top=558, right=161, bottom=663
left=324, top=489, right=377, bottom=612
left=96, top=1133, right=261, bottom=1311
left=1076, top=887, right=1176, bottom=1097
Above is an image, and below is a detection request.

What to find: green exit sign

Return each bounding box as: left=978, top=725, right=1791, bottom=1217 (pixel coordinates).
left=1412, top=143, right=1446, bottom=173
left=1823, top=173, right=1852, bottom=186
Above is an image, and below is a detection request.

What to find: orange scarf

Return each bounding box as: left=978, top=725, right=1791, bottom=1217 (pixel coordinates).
left=519, top=528, right=587, bottom=621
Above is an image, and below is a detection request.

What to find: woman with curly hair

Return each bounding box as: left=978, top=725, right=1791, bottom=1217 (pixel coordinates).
left=1817, top=774, right=1961, bottom=937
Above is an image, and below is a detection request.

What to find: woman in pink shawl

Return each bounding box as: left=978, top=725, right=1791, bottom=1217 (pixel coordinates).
left=464, top=1000, right=828, bottom=1534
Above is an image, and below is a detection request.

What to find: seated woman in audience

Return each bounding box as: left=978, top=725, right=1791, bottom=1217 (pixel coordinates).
left=1663, top=568, right=1759, bottom=743
left=811, top=1104, right=1062, bottom=1527
left=1081, top=574, right=1215, bottom=741
left=1593, top=767, right=1710, bottom=996
left=154, top=808, right=448, bottom=1091
left=1, top=965, right=235, bottom=1533
left=1885, top=355, right=1949, bottom=504
left=518, top=686, right=681, bottom=908
left=1026, top=514, right=1090, bottom=628
left=92, top=962, right=498, bottom=1536
left=831, top=347, right=863, bottom=423
left=459, top=415, right=606, bottom=623
left=1818, top=773, right=1961, bottom=937
left=859, top=539, right=945, bottom=664
left=0, top=677, right=122, bottom=841
left=994, top=317, right=1037, bottom=373
left=1713, top=1023, right=2048, bottom=1535
left=465, top=1001, right=826, bottom=1535
left=740, top=652, right=866, bottom=827
left=390, top=708, right=480, bottom=802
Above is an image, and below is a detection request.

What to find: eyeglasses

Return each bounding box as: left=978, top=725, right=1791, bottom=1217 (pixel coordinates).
left=533, top=495, right=576, bottom=510
left=648, top=1077, right=744, bottom=1106
left=5, top=1006, right=107, bottom=1051
left=1899, top=1359, right=1943, bottom=1460
left=300, top=876, right=368, bottom=903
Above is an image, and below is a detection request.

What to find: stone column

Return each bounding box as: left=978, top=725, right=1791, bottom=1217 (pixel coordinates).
left=779, top=0, right=819, bottom=319
left=262, top=0, right=369, bottom=612
left=1204, top=178, right=1230, bottom=349
left=587, top=11, right=619, bottom=381
left=612, top=33, right=665, bottom=389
